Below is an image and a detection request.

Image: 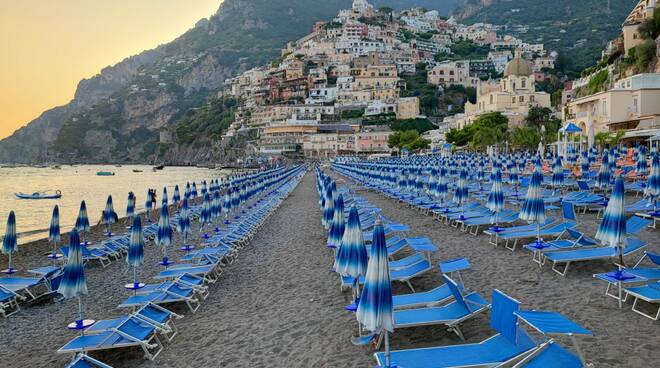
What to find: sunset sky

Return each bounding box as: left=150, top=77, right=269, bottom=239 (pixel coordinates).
left=0, top=0, right=222, bottom=139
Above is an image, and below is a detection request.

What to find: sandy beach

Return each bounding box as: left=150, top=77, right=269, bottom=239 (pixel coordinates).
left=1, top=169, right=659, bottom=367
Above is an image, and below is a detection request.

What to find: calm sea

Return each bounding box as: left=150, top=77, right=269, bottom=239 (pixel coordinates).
left=0, top=165, right=221, bottom=242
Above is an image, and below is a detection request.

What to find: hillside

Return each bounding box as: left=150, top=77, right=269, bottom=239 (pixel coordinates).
left=458, top=0, right=637, bottom=74
left=0, top=0, right=461, bottom=165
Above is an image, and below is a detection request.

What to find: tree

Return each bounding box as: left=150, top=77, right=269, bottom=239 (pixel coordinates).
left=638, top=9, right=660, bottom=40
left=378, top=6, right=393, bottom=15
left=509, top=126, right=541, bottom=150
left=636, top=40, right=657, bottom=71
left=405, top=137, right=431, bottom=152
left=595, top=132, right=610, bottom=150
left=390, top=118, right=435, bottom=134
left=526, top=106, right=553, bottom=128
left=388, top=130, right=419, bottom=149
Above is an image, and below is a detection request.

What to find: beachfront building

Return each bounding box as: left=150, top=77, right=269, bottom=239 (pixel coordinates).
left=460, top=49, right=552, bottom=128
left=563, top=73, right=660, bottom=146
left=303, top=124, right=392, bottom=158
left=258, top=122, right=318, bottom=155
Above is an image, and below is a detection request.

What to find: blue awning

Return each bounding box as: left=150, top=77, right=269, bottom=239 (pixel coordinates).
left=442, top=143, right=452, bottom=149
left=561, top=122, right=582, bottom=133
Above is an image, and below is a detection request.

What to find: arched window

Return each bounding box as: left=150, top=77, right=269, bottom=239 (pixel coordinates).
left=521, top=78, right=526, bottom=89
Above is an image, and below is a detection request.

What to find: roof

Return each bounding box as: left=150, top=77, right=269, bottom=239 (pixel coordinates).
left=504, top=49, right=533, bottom=77
left=560, top=122, right=582, bottom=133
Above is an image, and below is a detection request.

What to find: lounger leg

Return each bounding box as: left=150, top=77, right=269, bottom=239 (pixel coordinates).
left=405, top=280, right=415, bottom=293
left=551, top=261, right=570, bottom=276
left=631, top=296, right=660, bottom=320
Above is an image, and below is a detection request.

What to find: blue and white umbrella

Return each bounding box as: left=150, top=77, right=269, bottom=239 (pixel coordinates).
left=437, top=166, right=449, bottom=210
left=646, top=153, right=660, bottom=216
left=551, top=155, right=565, bottom=197
left=200, top=192, right=212, bottom=238
left=2, top=211, right=18, bottom=273
left=156, top=204, right=173, bottom=266
left=58, top=229, right=88, bottom=328
left=596, top=153, right=611, bottom=190
left=145, top=190, right=154, bottom=222
left=323, top=184, right=335, bottom=229
left=335, top=206, right=368, bottom=279
left=179, top=197, right=192, bottom=251
left=487, top=168, right=504, bottom=230
left=212, top=191, right=223, bottom=232
left=173, top=185, right=181, bottom=206
left=580, top=151, right=590, bottom=177
left=520, top=168, right=546, bottom=246
left=356, top=221, right=394, bottom=367
left=126, top=192, right=135, bottom=221
left=636, top=146, right=648, bottom=177
left=222, top=190, right=232, bottom=224
left=454, top=169, right=469, bottom=220
left=595, top=176, right=630, bottom=306
left=75, top=201, right=91, bottom=245
left=327, top=194, right=345, bottom=249
left=191, top=182, right=198, bottom=198
left=162, top=187, right=168, bottom=207
left=184, top=183, right=191, bottom=200
left=127, top=216, right=145, bottom=288
left=48, top=205, right=61, bottom=259
left=103, top=195, right=118, bottom=237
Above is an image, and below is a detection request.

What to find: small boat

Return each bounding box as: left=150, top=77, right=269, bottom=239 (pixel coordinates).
left=153, top=165, right=165, bottom=171
left=132, top=169, right=143, bottom=173
left=51, top=165, right=61, bottom=170
left=96, top=171, right=115, bottom=176
left=15, top=190, right=62, bottom=200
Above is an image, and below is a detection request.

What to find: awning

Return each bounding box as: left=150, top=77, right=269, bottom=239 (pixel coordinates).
left=560, top=122, right=582, bottom=133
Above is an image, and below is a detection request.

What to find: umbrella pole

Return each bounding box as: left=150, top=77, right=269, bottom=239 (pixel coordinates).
left=384, top=331, right=391, bottom=368
left=536, top=222, right=541, bottom=246
left=77, top=296, right=85, bottom=336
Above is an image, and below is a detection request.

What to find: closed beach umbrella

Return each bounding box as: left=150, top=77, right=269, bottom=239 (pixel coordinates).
left=156, top=204, right=173, bottom=266
left=323, top=184, right=335, bottom=229
left=356, top=221, right=394, bottom=367
left=162, top=187, right=168, bottom=207
left=179, top=197, right=192, bottom=250
left=595, top=176, right=629, bottom=307
left=58, top=229, right=88, bottom=328
left=127, top=216, right=144, bottom=288
left=580, top=151, right=590, bottom=177
left=145, top=190, right=154, bottom=221
left=191, top=182, right=198, bottom=198
left=200, top=192, right=212, bottom=238
left=126, top=192, right=135, bottom=220
left=222, top=190, right=232, bottom=224
left=520, top=168, right=546, bottom=246
left=636, top=146, right=648, bottom=177
left=75, top=201, right=91, bottom=245
left=173, top=185, right=181, bottom=205
left=48, top=205, right=61, bottom=259
left=551, top=155, right=565, bottom=197
left=437, top=166, right=449, bottom=208
left=596, top=153, right=611, bottom=190
left=2, top=211, right=18, bottom=273
left=327, top=194, right=345, bottom=249
left=487, top=168, right=504, bottom=229
left=103, top=195, right=118, bottom=237
left=184, top=182, right=191, bottom=200
left=335, top=206, right=368, bottom=278
left=454, top=169, right=469, bottom=219
left=212, top=191, right=222, bottom=232
left=646, top=153, right=660, bottom=215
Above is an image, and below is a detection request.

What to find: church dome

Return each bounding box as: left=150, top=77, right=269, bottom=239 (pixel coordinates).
left=504, top=49, right=533, bottom=77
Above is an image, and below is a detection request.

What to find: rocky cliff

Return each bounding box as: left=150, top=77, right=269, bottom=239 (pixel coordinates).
left=0, top=0, right=461, bottom=164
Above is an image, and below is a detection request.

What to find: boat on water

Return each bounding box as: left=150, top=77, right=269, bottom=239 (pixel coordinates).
left=96, top=171, right=115, bottom=176
left=132, top=169, right=143, bottom=173
left=15, top=190, right=62, bottom=200
left=153, top=165, right=165, bottom=171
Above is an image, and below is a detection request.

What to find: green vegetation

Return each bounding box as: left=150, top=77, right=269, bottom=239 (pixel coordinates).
left=390, top=118, right=435, bottom=134
left=595, top=131, right=625, bottom=150
left=174, top=97, right=236, bottom=145
left=638, top=8, right=660, bottom=40
left=400, top=63, right=440, bottom=116
left=340, top=109, right=365, bottom=119
left=271, top=52, right=292, bottom=67
left=387, top=130, right=430, bottom=152
left=445, top=112, right=508, bottom=149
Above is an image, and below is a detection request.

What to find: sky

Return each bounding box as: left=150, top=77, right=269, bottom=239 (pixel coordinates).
left=0, top=0, right=222, bottom=139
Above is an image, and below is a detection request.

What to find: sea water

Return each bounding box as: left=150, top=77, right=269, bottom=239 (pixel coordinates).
left=0, top=165, right=220, bottom=242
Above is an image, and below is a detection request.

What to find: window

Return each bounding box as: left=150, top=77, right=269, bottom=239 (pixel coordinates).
left=512, top=97, right=516, bottom=103
left=521, top=78, right=526, bottom=88
left=450, top=70, right=454, bottom=75
left=530, top=95, right=535, bottom=103
left=490, top=95, right=493, bottom=104
left=519, top=96, right=524, bottom=103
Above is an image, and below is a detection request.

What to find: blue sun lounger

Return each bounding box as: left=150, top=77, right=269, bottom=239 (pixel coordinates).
left=87, top=303, right=181, bottom=342
left=153, top=264, right=218, bottom=284
left=65, top=354, right=114, bottom=368
left=523, top=228, right=599, bottom=265
left=341, top=259, right=433, bottom=292
left=624, top=281, right=660, bottom=320
left=544, top=238, right=648, bottom=276
left=0, top=286, right=20, bottom=317
left=58, top=316, right=164, bottom=360
left=393, top=275, right=489, bottom=339
left=393, top=258, right=471, bottom=310
left=501, top=221, right=577, bottom=251
left=375, top=290, right=536, bottom=368
left=61, top=246, right=111, bottom=268
left=0, top=276, right=51, bottom=301
left=118, top=283, right=201, bottom=313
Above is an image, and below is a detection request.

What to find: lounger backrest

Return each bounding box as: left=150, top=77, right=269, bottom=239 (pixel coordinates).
left=442, top=274, right=468, bottom=312
left=626, top=216, right=651, bottom=234
left=491, top=289, right=520, bottom=344
left=561, top=202, right=576, bottom=222
left=576, top=180, right=590, bottom=191
left=647, top=252, right=660, bottom=266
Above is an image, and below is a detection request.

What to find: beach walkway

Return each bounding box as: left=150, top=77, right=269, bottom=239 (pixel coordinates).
left=137, top=171, right=371, bottom=367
